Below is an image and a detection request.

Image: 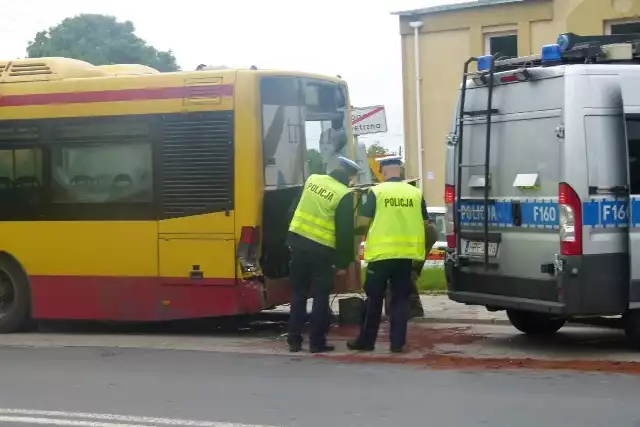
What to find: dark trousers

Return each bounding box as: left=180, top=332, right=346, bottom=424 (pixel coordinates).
left=356, top=259, right=413, bottom=349
left=288, top=248, right=334, bottom=347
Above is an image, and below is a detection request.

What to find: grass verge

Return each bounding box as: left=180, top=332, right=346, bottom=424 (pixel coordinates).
left=360, top=265, right=447, bottom=294
left=416, top=268, right=447, bottom=294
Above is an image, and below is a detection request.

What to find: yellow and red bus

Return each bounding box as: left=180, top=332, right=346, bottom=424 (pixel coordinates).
left=0, top=58, right=364, bottom=332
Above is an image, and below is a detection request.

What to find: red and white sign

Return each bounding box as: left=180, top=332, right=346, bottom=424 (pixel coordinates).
left=351, top=105, right=388, bottom=136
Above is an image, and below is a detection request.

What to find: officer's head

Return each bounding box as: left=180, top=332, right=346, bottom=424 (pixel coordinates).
left=376, top=155, right=403, bottom=180
left=337, top=156, right=362, bottom=185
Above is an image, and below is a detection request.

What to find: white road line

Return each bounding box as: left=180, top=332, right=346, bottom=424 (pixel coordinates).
left=0, top=409, right=278, bottom=427
left=0, top=416, right=145, bottom=427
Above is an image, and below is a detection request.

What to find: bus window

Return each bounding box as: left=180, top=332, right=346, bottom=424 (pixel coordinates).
left=260, top=77, right=305, bottom=189
left=0, top=150, right=13, bottom=187
left=0, top=148, right=42, bottom=188
left=51, top=121, right=153, bottom=203
left=261, top=78, right=353, bottom=186
left=302, top=80, right=349, bottom=177
left=304, top=120, right=325, bottom=175
left=14, top=149, right=43, bottom=187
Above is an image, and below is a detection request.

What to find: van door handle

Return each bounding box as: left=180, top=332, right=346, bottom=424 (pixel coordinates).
left=511, top=200, right=522, bottom=226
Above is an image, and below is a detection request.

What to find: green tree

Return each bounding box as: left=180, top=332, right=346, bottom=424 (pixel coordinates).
left=366, top=141, right=396, bottom=157
left=307, top=149, right=325, bottom=175
left=27, top=14, right=180, bottom=72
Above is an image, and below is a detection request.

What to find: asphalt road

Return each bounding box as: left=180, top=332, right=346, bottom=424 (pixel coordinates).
left=0, top=345, right=639, bottom=427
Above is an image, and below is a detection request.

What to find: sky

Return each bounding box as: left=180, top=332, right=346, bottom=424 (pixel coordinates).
left=1, top=0, right=469, bottom=152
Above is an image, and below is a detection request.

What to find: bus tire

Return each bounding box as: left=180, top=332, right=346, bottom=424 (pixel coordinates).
left=0, top=255, right=32, bottom=333
left=506, top=309, right=566, bottom=336
left=624, top=310, right=640, bottom=350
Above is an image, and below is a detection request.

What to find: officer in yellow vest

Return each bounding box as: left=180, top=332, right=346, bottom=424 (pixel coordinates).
left=348, top=156, right=427, bottom=353
left=287, top=156, right=361, bottom=353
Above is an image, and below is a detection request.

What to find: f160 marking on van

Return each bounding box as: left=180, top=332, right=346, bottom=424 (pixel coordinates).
left=583, top=199, right=629, bottom=228
left=459, top=199, right=640, bottom=229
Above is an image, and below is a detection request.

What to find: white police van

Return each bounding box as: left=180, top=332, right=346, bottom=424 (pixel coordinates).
left=444, top=33, right=640, bottom=346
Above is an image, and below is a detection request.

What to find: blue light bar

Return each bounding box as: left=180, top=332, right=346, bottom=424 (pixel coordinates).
left=556, top=34, right=570, bottom=52
left=477, top=55, right=493, bottom=71
left=541, top=44, right=562, bottom=64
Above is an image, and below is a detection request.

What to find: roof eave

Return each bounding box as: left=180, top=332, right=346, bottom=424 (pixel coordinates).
left=391, top=0, right=536, bottom=17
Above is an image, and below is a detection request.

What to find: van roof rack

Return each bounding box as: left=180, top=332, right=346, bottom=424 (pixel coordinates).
left=483, top=33, right=640, bottom=73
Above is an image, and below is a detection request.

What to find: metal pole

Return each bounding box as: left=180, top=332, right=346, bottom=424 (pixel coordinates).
left=409, top=21, right=424, bottom=187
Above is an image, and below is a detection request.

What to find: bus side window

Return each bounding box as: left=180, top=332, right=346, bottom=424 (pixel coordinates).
left=14, top=148, right=43, bottom=187
left=51, top=120, right=153, bottom=204
left=0, top=150, right=13, bottom=188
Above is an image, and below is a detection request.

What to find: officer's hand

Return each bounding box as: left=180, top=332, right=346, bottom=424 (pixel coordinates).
left=335, top=269, right=347, bottom=277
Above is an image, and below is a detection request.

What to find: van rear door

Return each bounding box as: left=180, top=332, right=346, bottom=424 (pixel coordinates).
left=456, top=72, right=563, bottom=283
left=621, top=74, right=640, bottom=310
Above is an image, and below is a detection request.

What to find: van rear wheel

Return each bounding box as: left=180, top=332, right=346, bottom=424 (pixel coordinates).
left=624, top=310, right=640, bottom=349
left=506, top=310, right=566, bottom=336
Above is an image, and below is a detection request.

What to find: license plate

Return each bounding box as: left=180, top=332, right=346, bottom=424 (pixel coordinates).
left=462, top=239, right=498, bottom=257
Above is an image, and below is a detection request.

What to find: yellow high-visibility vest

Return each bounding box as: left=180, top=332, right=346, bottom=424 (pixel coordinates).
left=289, top=174, right=350, bottom=249
left=364, top=181, right=426, bottom=262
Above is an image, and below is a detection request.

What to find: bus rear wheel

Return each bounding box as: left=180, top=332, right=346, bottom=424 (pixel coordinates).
left=0, top=257, right=31, bottom=333
left=506, top=309, right=566, bottom=336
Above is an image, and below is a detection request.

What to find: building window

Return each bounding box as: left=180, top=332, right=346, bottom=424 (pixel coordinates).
left=606, top=19, right=640, bottom=35
left=485, top=31, right=518, bottom=59
left=51, top=121, right=153, bottom=203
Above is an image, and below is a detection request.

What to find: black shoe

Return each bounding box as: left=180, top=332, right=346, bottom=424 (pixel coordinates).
left=289, top=342, right=302, bottom=353
left=347, top=340, right=375, bottom=352
left=309, top=344, right=335, bottom=354
left=390, top=345, right=404, bottom=354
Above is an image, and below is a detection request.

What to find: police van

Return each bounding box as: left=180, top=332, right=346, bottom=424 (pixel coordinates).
left=444, top=33, right=640, bottom=346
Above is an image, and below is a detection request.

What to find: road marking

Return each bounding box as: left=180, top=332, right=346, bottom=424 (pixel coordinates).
left=0, top=416, right=144, bottom=427
left=0, top=409, right=278, bottom=427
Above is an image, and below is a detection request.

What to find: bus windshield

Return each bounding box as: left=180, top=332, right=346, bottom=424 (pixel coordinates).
left=260, top=76, right=357, bottom=189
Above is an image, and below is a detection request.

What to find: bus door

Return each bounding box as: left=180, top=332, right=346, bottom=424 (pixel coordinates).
left=622, top=74, right=640, bottom=310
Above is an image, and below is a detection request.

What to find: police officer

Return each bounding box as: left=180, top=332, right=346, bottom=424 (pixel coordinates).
left=385, top=196, right=439, bottom=318
left=287, top=156, right=361, bottom=353
left=348, top=156, right=427, bottom=353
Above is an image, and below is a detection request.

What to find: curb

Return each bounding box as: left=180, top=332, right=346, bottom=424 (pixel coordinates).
left=408, top=317, right=510, bottom=326
left=407, top=316, right=623, bottom=329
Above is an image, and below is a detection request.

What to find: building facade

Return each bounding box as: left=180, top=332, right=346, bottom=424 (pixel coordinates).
left=395, top=0, right=640, bottom=207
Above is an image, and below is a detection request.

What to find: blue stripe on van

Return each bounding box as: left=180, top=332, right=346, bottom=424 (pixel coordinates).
left=632, top=197, right=640, bottom=227
left=459, top=198, right=635, bottom=229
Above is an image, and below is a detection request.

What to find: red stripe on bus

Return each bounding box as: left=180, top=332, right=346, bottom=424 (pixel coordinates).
left=29, top=275, right=265, bottom=321
left=0, top=84, right=234, bottom=107
left=352, top=106, right=383, bottom=124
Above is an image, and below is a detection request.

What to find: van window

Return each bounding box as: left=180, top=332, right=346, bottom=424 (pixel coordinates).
left=627, top=119, right=640, bottom=195
left=585, top=116, right=627, bottom=190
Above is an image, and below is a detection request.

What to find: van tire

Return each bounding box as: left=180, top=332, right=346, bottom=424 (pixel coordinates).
left=506, top=310, right=566, bottom=336
left=0, top=256, right=32, bottom=333
left=624, top=310, right=640, bottom=349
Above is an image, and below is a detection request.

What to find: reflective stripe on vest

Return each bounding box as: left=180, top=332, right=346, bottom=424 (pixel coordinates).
left=364, top=181, right=426, bottom=262
left=289, top=174, right=350, bottom=249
